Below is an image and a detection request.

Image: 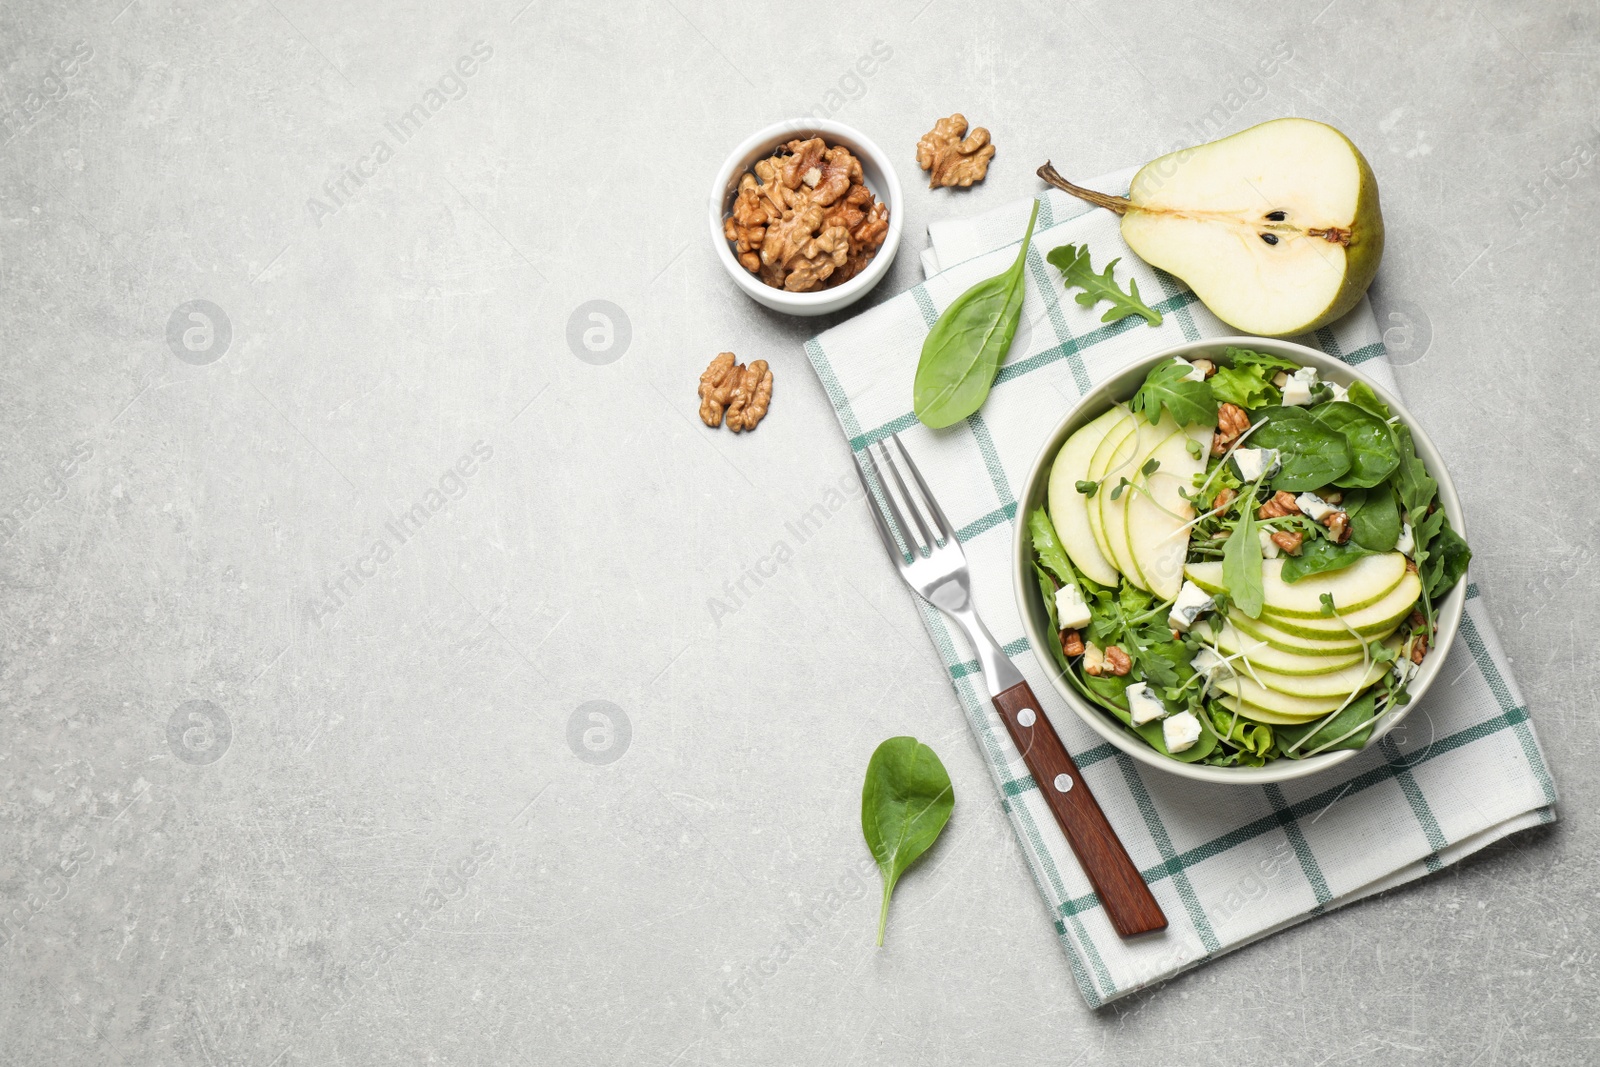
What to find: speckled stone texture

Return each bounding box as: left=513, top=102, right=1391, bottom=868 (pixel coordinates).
left=0, top=1, right=1594, bottom=1064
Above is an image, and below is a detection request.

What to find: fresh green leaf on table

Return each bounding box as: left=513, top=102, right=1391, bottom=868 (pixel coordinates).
left=1247, top=407, right=1352, bottom=491
left=1223, top=499, right=1266, bottom=617
left=1128, top=358, right=1218, bottom=429
left=861, top=737, right=955, bottom=946
left=1028, top=507, right=1079, bottom=590
left=913, top=201, right=1040, bottom=429
left=1311, top=402, right=1400, bottom=488
left=1045, top=243, right=1163, bottom=326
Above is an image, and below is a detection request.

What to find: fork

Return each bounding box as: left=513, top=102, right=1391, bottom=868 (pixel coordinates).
left=854, top=434, right=1168, bottom=939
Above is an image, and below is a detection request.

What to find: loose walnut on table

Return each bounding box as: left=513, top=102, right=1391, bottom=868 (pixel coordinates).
left=698, top=353, right=772, bottom=433
left=916, top=114, right=995, bottom=188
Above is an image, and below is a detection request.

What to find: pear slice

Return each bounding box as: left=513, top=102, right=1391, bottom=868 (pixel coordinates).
left=1247, top=571, right=1420, bottom=639
left=1099, top=413, right=1180, bottom=588
left=1038, top=118, right=1383, bottom=338
left=1228, top=612, right=1370, bottom=657
left=1236, top=639, right=1398, bottom=698
left=1083, top=409, right=1139, bottom=570
left=1207, top=621, right=1364, bottom=675
left=1047, top=407, right=1125, bottom=587
left=1125, top=425, right=1209, bottom=599
left=1184, top=553, right=1407, bottom=619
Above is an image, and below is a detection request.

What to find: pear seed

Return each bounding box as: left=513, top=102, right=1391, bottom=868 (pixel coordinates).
left=1265, top=210, right=1287, bottom=221
left=1260, top=233, right=1280, bottom=246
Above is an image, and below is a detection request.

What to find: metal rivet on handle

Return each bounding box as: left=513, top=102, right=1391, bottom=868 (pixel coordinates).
left=1017, top=708, right=1036, bottom=727
left=1053, top=773, right=1073, bottom=793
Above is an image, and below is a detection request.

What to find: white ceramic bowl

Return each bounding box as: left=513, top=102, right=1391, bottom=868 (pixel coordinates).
left=1011, top=337, right=1468, bottom=785
left=708, top=119, right=902, bottom=317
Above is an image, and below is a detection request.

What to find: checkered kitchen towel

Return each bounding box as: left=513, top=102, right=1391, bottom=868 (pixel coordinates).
left=806, top=173, right=1558, bottom=1005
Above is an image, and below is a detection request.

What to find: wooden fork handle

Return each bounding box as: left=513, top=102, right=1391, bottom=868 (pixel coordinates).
left=992, top=680, right=1168, bottom=938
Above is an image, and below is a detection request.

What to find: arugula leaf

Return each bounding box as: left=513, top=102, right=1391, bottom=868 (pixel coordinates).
left=913, top=201, right=1039, bottom=429
left=1349, top=483, right=1401, bottom=551
left=1128, top=359, right=1218, bottom=429
left=1028, top=507, right=1078, bottom=590
left=861, top=737, right=954, bottom=946
left=1422, top=521, right=1471, bottom=596
left=1034, top=564, right=1074, bottom=675
left=1209, top=363, right=1280, bottom=409
left=1223, top=500, right=1265, bottom=618
left=1390, top=422, right=1437, bottom=521
left=1280, top=536, right=1376, bottom=582
left=1345, top=381, right=1391, bottom=419
left=1045, top=243, right=1163, bottom=326
left=1277, top=693, right=1379, bottom=756
left=1248, top=407, right=1353, bottom=491
left=1311, top=402, right=1400, bottom=488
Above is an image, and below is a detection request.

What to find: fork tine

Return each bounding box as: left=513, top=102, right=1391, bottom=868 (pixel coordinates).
left=875, top=440, right=937, bottom=553
left=862, top=443, right=922, bottom=557
left=851, top=448, right=908, bottom=566
left=891, top=434, right=956, bottom=542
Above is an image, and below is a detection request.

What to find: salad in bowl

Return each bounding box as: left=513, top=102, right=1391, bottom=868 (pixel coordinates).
left=1015, top=339, right=1471, bottom=784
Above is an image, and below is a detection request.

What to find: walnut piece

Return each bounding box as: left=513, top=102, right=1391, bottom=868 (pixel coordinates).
left=1324, top=510, right=1352, bottom=543
left=1410, top=633, right=1429, bottom=664
left=1104, top=645, right=1132, bottom=676
left=698, top=353, right=773, bottom=432
left=1061, top=629, right=1085, bottom=658
left=698, top=352, right=740, bottom=428
left=1257, top=491, right=1301, bottom=520
left=1212, top=402, right=1252, bottom=455
left=1212, top=487, right=1237, bottom=511
left=725, top=360, right=772, bottom=433
left=1269, top=530, right=1304, bottom=556
left=1082, top=643, right=1106, bottom=676
left=1189, top=358, right=1217, bottom=378
left=722, top=138, right=890, bottom=293
left=916, top=114, right=995, bottom=188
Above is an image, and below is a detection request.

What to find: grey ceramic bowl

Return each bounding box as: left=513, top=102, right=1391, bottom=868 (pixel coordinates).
left=1011, top=337, right=1467, bottom=785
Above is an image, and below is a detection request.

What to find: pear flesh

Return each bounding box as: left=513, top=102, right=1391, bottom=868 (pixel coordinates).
left=1040, top=119, right=1384, bottom=338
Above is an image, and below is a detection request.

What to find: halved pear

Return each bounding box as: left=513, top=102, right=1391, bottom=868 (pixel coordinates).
left=1125, top=425, right=1209, bottom=599
left=1047, top=407, right=1125, bottom=587
left=1184, top=553, right=1407, bottom=619
left=1039, top=118, right=1384, bottom=338
left=1208, top=621, right=1364, bottom=675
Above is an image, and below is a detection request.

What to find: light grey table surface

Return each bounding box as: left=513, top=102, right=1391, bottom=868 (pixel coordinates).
left=2, top=0, right=1595, bottom=1063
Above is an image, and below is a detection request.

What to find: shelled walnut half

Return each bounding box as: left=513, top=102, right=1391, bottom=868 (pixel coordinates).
left=721, top=138, right=890, bottom=293
left=698, top=353, right=772, bottom=432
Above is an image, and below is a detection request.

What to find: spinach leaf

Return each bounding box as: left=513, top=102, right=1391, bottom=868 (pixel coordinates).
left=1280, top=538, right=1377, bottom=583
left=913, top=201, right=1039, bottom=429
left=1083, top=672, right=1132, bottom=708
left=1028, top=507, right=1078, bottom=590
left=1045, top=243, right=1163, bottom=326
left=1034, top=564, right=1074, bottom=675
left=1311, top=402, right=1400, bottom=488
left=1209, top=363, right=1280, bottom=409
left=1349, top=482, right=1401, bottom=551
left=1223, top=500, right=1266, bottom=618
left=861, top=737, right=954, bottom=946
left=1278, top=693, right=1379, bottom=756
left=1345, top=381, right=1391, bottom=419
left=1389, top=422, right=1437, bottom=521
left=1248, top=407, right=1352, bottom=491
left=1098, top=684, right=1218, bottom=763
left=1128, top=358, right=1218, bottom=429
left=1422, top=521, right=1471, bottom=597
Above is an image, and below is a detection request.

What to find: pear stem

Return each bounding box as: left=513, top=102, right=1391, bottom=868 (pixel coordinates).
left=1037, top=162, right=1133, bottom=216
